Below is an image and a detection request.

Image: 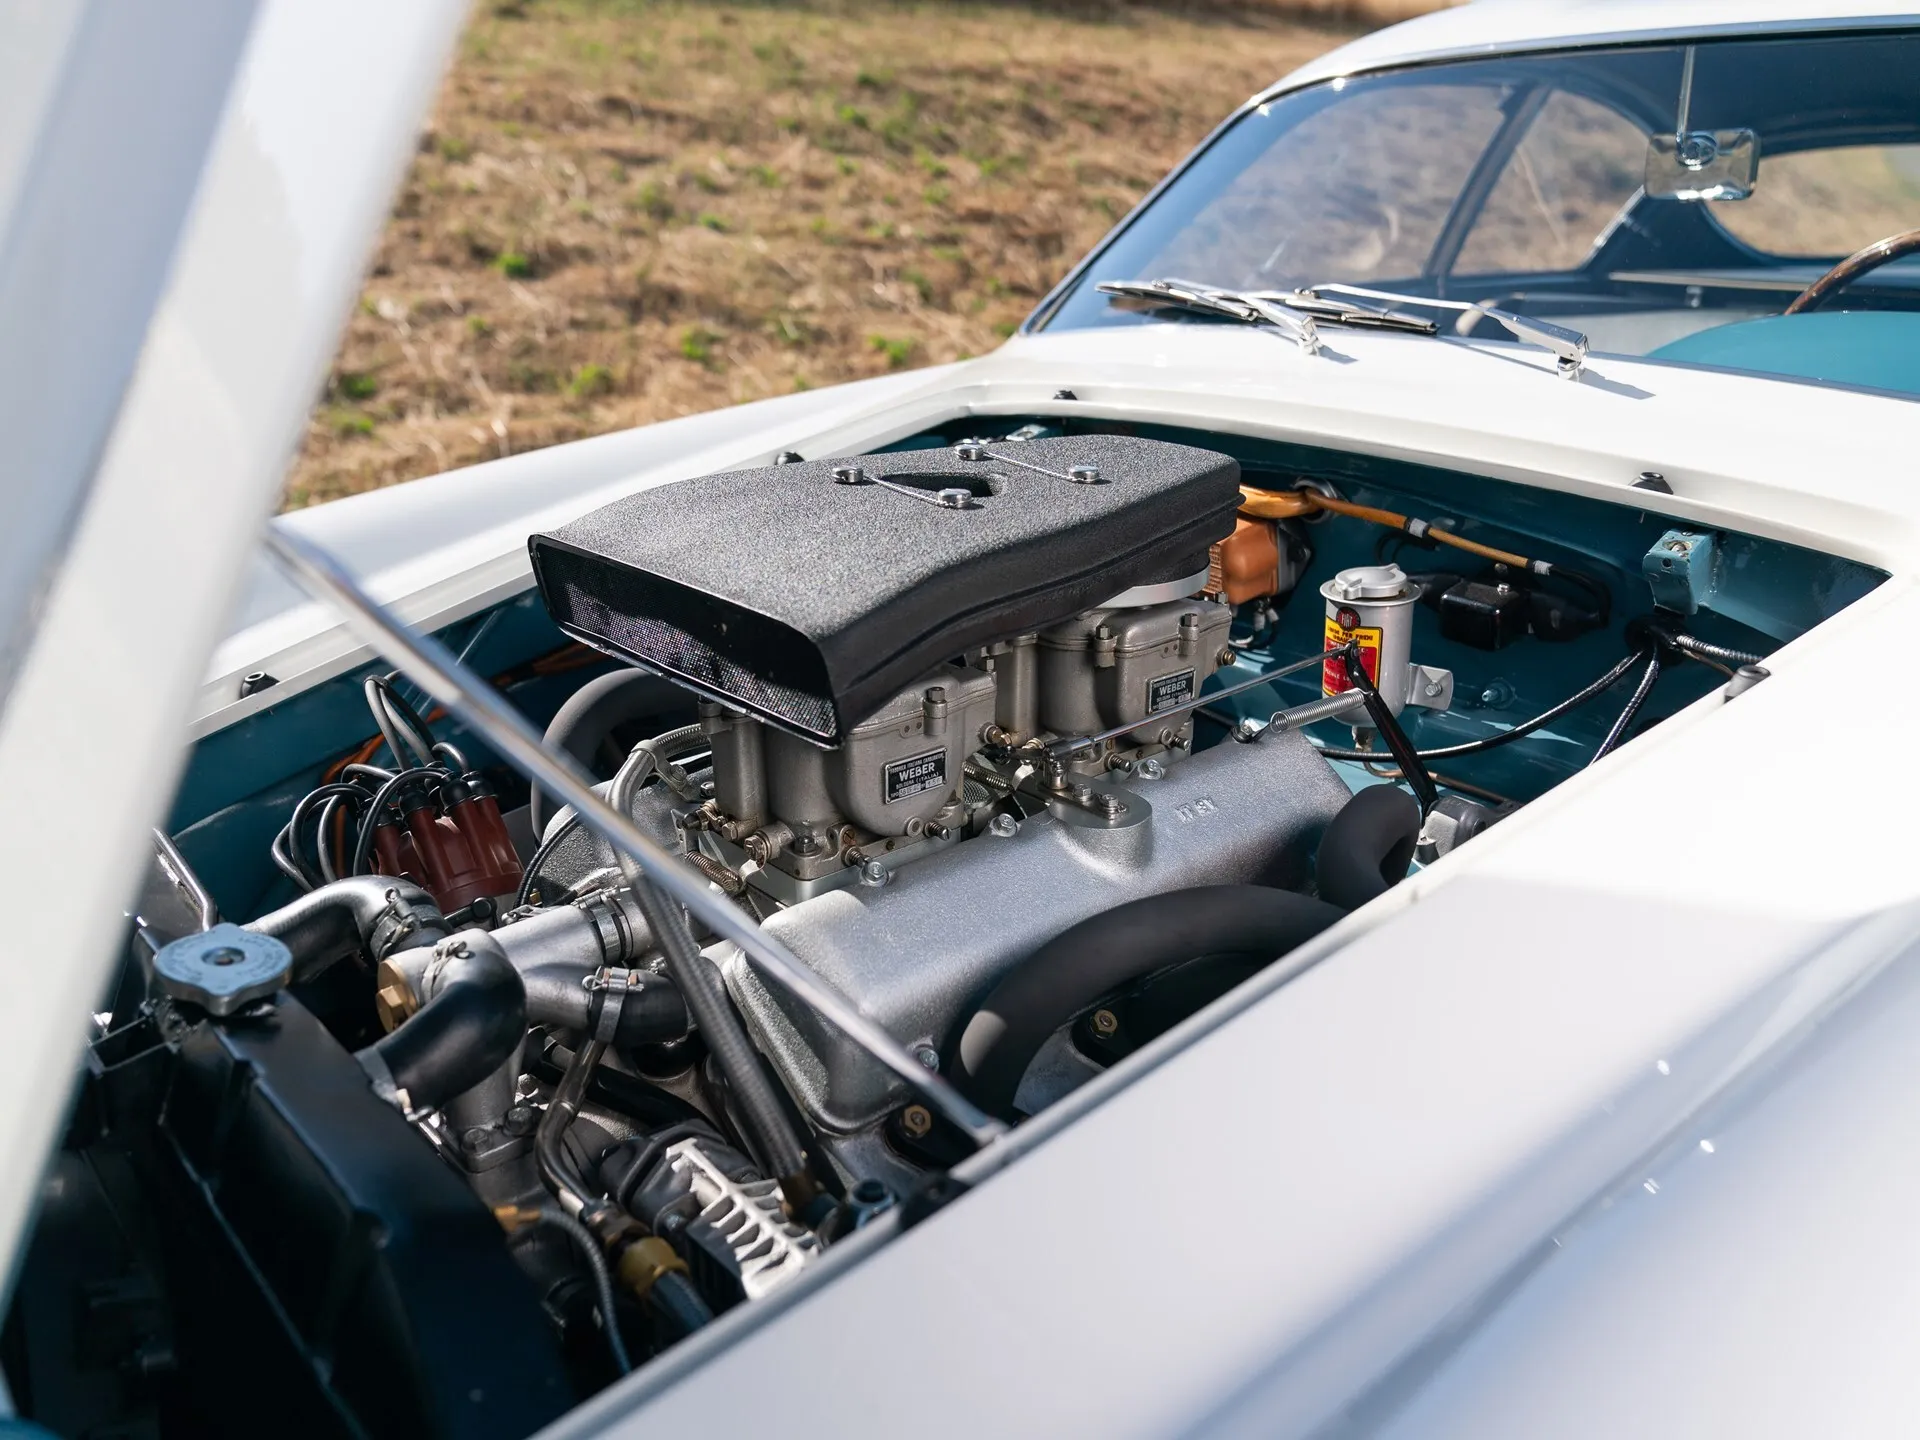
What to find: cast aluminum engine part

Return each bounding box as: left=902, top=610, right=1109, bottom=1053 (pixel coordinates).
left=705, top=726, right=1352, bottom=1133
left=759, top=662, right=997, bottom=841
left=1320, top=562, right=1454, bottom=730
left=1036, top=595, right=1233, bottom=757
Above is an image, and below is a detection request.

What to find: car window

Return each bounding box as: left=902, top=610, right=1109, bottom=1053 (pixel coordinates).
left=1454, top=91, right=1647, bottom=275
left=1148, top=82, right=1510, bottom=290
left=1711, top=144, right=1920, bottom=257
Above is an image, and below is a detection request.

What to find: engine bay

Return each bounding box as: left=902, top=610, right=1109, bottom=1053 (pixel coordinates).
left=4, top=420, right=1883, bottom=1437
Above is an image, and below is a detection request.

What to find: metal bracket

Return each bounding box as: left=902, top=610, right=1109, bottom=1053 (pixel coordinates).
left=1642, top=529, right=1718, bottom=615
left=1405, top=663, right=1454, bottom=711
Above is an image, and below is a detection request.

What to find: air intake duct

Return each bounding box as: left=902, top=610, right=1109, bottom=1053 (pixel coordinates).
left=529, top=435, right=1242, bottom=743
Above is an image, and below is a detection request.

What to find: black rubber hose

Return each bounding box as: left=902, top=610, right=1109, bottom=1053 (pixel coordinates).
left=536, top=1207, right=633, bottom=1376
left=248, top=875, right=449, bottom=978
left=609, top=754, right=813, bottom=1189
left=529, top=672, right=688, bottom=836
left=1589, top=646, right=1663, bottom=766
left=516, top=812, right=582, bottom=907
left=519, top=962, right=688, bottom=1047
left=1315, top=785, right=1422, bottom=911
left=647, top=1270, right=713, bottom=1337
left=954, top=885, right=1345, bottom=1118
left=622, top=870, right=811, bottom=1184
left=1318, top=648, right=1644, bottom=763
left=358, top=931, right=527, bottom=1113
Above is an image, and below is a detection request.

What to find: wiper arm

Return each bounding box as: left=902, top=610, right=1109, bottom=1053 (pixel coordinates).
left=1096, top=277, right=1446, bottom=358
left=1097, top=277, right=1323, bottom=354
left=1311, top=282, right=1590, bottom=379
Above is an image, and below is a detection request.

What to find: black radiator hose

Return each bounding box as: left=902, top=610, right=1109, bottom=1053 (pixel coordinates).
left=954, top=885, right=1344, bottom=1118
left=357, top=931, right=527, bottom=1114
left=248, top=875, right=450, bottom=978
left=1314, top=785, right=1422, bottom=912
left=529, top=672, right=689, bottom=836
left=517, top=961, right=689, bottom=1047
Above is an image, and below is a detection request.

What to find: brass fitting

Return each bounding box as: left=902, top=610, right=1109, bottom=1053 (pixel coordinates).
left=491, top=1203, right=545, bottom=1234
left=373, top=958, right=419, bottom=1032
left=616, top=1235, right=689, bottom=1300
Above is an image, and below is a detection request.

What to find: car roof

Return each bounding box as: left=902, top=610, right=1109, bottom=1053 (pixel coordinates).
left=1266, top=0, right=1920, bottom=98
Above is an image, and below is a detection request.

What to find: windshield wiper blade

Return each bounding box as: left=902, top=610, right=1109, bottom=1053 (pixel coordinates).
left=1097, top=277, right=1323, bottom=354
left=1243, top=287, right=1438, bottom=334
left=1310, top=282, right=1590, bottom=379
left=1096, top=277, right=1448, bottom=358
left=1096, top=277, right=1588, bottom=380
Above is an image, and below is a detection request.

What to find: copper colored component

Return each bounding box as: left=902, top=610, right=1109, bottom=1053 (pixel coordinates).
left=1235, top=484, right=1318, bottom=519
left=615, top=1236, right=689, bottom=1299
left=372, top=815, right=423, bottom=887
left=374, top=959, right=419, bottom=1032
left=1210, top=517, right=1285, bottom=604
left=401, top=779, right=524, bottom=914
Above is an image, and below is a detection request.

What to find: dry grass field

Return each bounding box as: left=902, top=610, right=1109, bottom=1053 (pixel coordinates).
left=286, top=0, right=1442, bottom=507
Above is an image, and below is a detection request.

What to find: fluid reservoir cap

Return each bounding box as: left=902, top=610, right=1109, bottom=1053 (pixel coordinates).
left=153, top=923, right=292, bottom=1017
left=1325, top=562, right=1413, bottom=602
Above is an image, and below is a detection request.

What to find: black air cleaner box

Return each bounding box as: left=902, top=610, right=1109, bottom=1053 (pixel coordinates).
left=529, top=435, right=1241, bottom=743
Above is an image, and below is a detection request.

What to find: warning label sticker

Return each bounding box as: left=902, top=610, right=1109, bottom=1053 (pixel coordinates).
left=1322, top=618, right=1383, bottom=696
left=884, top=748, right=947, bottom=804
left=1147, top=668, right=1196, bottom=715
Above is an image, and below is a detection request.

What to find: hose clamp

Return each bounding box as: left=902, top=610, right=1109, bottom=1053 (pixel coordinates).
left=584, top=966, right=640, bottom=1043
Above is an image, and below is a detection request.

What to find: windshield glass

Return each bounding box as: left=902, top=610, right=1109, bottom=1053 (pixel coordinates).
left=1039, top=32, right=1920, bottom=385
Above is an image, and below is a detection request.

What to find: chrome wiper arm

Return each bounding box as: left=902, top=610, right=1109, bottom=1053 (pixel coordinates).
left=1311, top=282, right=1590, bottom=378
left=1245, top=288, right=1438, bottom=334
left=1096, top=277, right=1321, bottom=355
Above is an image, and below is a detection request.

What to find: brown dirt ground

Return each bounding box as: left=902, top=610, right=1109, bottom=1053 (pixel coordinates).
left=286, top=0, right=1445, bottom=508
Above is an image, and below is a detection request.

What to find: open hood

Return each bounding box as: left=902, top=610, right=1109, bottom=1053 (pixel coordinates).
left=0, top=0, right=466, bottom=1287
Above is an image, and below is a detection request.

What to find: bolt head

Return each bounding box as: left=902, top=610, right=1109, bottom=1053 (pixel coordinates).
left=374, top=981, right=416, bottom=1032
left=503, top=1105, right=537, bottom=1137
left=988, top=812, right=1018, bottom=838
left=913, top=1045, right=940, bottom=1072
left=1137, top=756, right=1165, bottom=779
left=1091, top=1009, right=1120, bottom=1038
left=1095, top=792, right=1126, bottom=818
left=1424, top=680, right=1443, bottom=697
left=859, top=859, right=889, bottom=887
left=901, top=1104, right=934, bottom=1139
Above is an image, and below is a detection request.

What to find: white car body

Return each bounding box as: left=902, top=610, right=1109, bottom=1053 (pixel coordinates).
left=4, top=1, right=1919, bottom=1435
